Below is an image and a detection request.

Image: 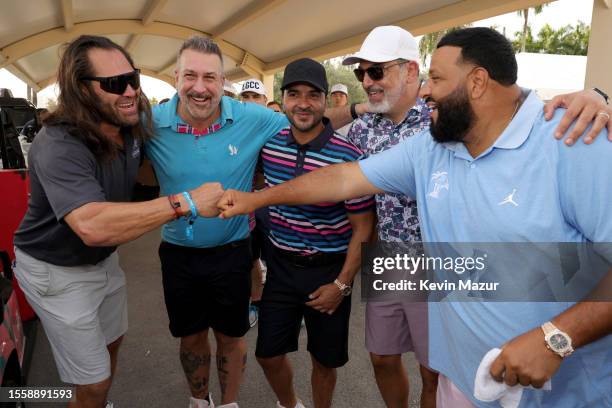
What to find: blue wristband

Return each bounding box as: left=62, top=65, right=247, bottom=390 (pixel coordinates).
left=182, top=191, right=198, bottom=218
left=182, top=191, right=198, bottom=241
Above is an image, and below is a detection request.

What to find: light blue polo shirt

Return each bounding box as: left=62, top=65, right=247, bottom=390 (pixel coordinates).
left=360, top=90, right=612, bottom=407
left=146, top=94, right=288, bottom=247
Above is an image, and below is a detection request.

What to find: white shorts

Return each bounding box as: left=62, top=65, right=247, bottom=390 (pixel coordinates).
left=14, top=247, right=128, bottom=385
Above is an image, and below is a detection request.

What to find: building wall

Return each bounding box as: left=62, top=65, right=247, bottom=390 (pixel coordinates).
left=585, top=0, right=612, bottom=92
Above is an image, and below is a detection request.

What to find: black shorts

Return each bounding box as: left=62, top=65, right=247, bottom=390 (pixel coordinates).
left=255, top=243, right=351, bottom=368
left=159, top=239, right=252, bottom=338
left=250, top=208, right=270, bottom=262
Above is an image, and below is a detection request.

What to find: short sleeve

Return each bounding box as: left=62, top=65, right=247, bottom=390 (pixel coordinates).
left=358, top=135, right=418, bottom=199
left=255, top=106, right=290, bottom=142
left=558, top=126, right=612, bottom=262
left=32, top=131, right=106, bottom=221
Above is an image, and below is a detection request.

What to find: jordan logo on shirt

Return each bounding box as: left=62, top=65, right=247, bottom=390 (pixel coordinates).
left=498, top=189, right=518, bottom=207
left=228, top=144, right=238, bottom=156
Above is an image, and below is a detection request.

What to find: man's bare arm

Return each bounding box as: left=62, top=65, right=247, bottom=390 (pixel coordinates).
left=65, top=182, right=224, bottom=247
left=490, top=269, right=612, bottom=388
left=306, top=210, right=376, bottom=314
left=552, top=270, right=612, bottom=348
left=218, top=162, right=383, bottom=218
left=324, top=103, right=369, bottom=130
left=336, top=210, right=376, bottom=286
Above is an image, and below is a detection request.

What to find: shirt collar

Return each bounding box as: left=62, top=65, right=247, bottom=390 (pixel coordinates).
left=154, top=93, right=234, bottom=130
left=441, top=89, right=542, bottom=159
left=492, top=89, right=541, bottom=150
left=372, top=98, right=430, bottom=127
left=286, top=117, right=334, bottom=152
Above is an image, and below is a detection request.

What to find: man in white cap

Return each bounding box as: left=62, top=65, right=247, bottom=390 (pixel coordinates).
left=330, top=84, right=352, bottom=136
left=330, top=83, right=349, bottom=108
left=341, top=25, right=612, bottom=408
left=343, top=25, right=440, bottom=408
left=240, top=78, right=268, bottom=106
left=224, top=79, right=237, bottom=98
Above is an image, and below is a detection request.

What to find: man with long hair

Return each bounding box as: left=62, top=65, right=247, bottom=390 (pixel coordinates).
left=13, top=35, right=222, bottom=408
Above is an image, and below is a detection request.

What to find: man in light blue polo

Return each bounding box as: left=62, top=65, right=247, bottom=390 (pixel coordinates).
left=217, top=27, right=612, bottom=407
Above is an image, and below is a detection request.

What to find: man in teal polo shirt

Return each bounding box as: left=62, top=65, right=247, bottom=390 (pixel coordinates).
left=145, top=37, right=287, bottom=408
left=218, top=28, right=612, bottom=407
left=145, top=36, right=362, bottom=408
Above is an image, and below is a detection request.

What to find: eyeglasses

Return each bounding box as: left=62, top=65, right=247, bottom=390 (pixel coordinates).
left=353, top=61, right=407, bottom=82
left=81, top=69, right=141, bottom=95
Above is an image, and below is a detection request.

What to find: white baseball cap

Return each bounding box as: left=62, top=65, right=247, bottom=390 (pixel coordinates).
left=330, top=84, right=348, bottom=95
left=241, top=79, right=266, bottom=96
left=343, top=26, right=419, bottom=65
left=223, top=80, right=237, bottom=95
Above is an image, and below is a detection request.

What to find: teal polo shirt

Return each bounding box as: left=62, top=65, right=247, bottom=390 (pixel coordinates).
left=360, top=90, right=612, bottom=407
left=146, top=94, right=288, bottom=247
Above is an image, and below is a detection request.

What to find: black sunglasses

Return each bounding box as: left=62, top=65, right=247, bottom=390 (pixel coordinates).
left=353, top=61, right=407, bottom=82
left=81, top=69, right=141, bottom=95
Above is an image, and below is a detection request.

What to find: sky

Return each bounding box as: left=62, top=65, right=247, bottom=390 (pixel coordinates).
left=0, top=0, right=594, bottom=107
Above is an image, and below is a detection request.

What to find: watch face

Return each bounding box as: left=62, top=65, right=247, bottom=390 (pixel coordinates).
left=342, top=286, right=352, bottom=296
left=550, top=333, right=569, bottom=350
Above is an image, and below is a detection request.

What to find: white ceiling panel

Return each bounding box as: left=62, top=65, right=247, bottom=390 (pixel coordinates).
left=0, top=0, right=61, bottom=48
left=73, top=0, right=150, bottom=22
left=16, top=44, right=62, bottom=83
left=224, top=0, right=461, bottom=62
left=157, top=0, right=252, bottom=33
left=129, top=35, right=183, bottom=71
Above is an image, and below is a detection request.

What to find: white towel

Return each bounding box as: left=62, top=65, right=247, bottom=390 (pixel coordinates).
left=474, top=348, right=551, bottom=408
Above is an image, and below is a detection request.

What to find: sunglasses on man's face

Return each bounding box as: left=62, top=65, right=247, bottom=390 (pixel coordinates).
left=81, top=69, right=141, bottom=95
left=353, top=61, right=407, bottom=82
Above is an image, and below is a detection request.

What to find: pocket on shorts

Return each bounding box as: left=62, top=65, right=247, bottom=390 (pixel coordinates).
left=15, top=250, right=54, bottom=297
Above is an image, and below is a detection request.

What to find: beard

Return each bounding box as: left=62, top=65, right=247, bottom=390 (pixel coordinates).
left=429, top=84, right=476, bottom=144
left=367, top=97, right=392, bottom=114
left=182, top=89, right=222, bottom=123
left=287, top=108, right=324, bottom=133
left=97, top=97, right=140, bottom=128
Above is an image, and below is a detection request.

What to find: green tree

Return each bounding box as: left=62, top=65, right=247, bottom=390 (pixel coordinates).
left=517, top=4, right=548, bottom=52
left=512, top=22, right=590, bottom=55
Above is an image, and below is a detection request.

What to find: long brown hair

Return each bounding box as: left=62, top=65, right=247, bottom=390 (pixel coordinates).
left=45, top=35, right=154, bottom=159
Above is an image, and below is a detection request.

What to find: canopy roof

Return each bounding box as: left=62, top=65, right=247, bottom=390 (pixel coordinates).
left=0, top=0, right=550, bottom=92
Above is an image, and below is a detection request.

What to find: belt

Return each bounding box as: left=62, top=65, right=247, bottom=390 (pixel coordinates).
left=161, top=238, right=250, bottom=256
left=272, top=246, right=345, bottom=268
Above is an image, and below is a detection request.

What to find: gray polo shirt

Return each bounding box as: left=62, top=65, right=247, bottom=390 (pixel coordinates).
left=14, top=125, right=141, bottom=266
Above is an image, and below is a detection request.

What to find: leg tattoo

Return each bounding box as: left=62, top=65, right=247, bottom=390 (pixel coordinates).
left=180, top=350, right=211, bottom=396
left=217, top=355, right=229, bottom=399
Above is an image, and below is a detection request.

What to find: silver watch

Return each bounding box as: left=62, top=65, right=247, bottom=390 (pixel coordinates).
left=541, top=321, right=574, bottom=358
left=334, top=279, right=352, bottom=296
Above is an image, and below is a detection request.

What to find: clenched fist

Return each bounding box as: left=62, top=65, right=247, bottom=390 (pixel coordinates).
left=190, top=182, right=224, bottom=217
left=217, top=189, right=259, bottom=219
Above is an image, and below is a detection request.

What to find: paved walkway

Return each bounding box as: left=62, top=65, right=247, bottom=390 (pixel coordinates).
left=27, top=229, right=422, bottom=407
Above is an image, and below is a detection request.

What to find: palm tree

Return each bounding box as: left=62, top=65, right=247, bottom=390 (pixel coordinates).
left=517, top=4, right=549, bottom=52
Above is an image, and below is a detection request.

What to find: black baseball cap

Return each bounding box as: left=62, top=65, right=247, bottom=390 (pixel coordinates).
left=281, top=58, right=328, bottom=94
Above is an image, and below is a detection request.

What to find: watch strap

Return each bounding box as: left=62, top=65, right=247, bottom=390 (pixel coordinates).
left=350, top=103, right=358, bottom=120
left=334, top=278, right=347, bottom=291
left=593, top=87, right=609, bottom=104
left=541, top=321, right=556, bottom=335
left=168, top=194, right=182, bottom=219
